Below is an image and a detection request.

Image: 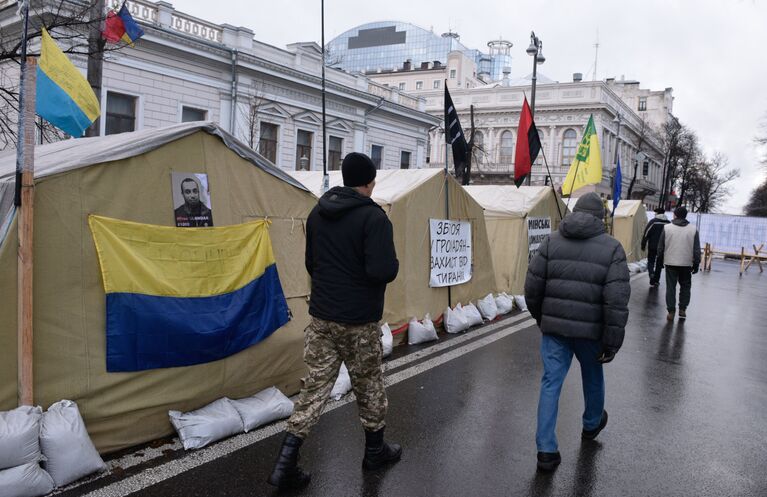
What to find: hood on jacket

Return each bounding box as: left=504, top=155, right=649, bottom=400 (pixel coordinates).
left=317, top=186, right=377, bottom=220
left=559, top=211, right=606, bottom=240
left=655, top=213, right=669, bottom=221
left=671, top=218, right=690, bottom=227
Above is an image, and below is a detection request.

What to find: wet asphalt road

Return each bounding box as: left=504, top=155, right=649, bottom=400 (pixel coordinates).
left=75, top=261, right=767, bottom=497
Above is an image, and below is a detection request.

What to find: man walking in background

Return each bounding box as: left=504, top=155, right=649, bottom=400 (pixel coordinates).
left=642, top=207, right=670, bottom=287
left=525, top=192, right=630, bottom=472
left=657, top=206, right=701, bottom=321
left=267, top=152, right=401, bottom=489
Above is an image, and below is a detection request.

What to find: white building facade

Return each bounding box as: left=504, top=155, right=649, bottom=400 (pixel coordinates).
left=0, top=0, right=438, bottom=171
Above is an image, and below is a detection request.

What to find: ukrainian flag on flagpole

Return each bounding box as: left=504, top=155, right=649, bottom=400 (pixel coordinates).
left=89, top=216, right=291, bottom=372
left=562, top=115, right=603, bottom=195
left=36, top=28, right=100, bottom=137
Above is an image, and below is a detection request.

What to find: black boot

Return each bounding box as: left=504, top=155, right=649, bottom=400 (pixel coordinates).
left=267, top=433, right=311, bottom=489
left=362, top=427, right=402, bottom=470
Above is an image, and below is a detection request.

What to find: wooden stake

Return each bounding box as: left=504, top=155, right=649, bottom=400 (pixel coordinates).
left=18, top=57, right=36, bottom=406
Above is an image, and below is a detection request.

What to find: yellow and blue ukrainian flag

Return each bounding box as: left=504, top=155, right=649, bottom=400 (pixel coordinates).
left=35, top=28, right=100, bottom=137
left=89, top=216, right=290, bottom=372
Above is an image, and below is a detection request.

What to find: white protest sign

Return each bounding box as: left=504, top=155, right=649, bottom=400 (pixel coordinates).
left=528, top=217, right=551, bottom=261
left=429, top=219, right=472, bottom=287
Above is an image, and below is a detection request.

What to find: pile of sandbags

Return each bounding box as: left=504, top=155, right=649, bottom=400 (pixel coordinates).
left=1, top=401, right=107, bottom=497
left=169, top=387, right=294, bottom=450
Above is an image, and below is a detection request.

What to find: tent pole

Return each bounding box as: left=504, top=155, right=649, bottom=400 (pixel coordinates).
left=18, top=57, right=37, bottom=406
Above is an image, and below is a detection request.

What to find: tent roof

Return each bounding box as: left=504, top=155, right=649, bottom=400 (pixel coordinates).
left=0, top=121, right=307, bottom=192
left=613, top=200, right=643, bottom=218
left=290, top=169, right=443, bottom=206
left=464, top=185, right=551, bottom=218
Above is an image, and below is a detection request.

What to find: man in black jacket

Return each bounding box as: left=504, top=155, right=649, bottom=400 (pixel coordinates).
left=268, top=153, right=401, bottom=489
left=642, top=207, right=670, bottom=286
left=525, top=192, right=630, bottom=472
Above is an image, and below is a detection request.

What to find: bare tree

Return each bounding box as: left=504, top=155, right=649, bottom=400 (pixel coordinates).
left=241, top=80, right=268, bottom=150
left=686, top=153, right=739, bottom=213
left=0, top=0, right=131, bottom=149
left=626, top=115, right=658, bottom=199
left=745, top=178, right=767, bottom=217
left=756, top=113, right=767, bottom=171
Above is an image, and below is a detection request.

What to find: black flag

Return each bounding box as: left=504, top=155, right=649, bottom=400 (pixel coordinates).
left=444, top=84, right=469, bottom=179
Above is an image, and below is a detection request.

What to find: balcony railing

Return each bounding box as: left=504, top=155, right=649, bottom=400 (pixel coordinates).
left=107, top=0, right=223, bottom=44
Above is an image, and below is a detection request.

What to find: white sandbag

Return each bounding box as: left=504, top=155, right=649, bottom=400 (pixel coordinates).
left=40, top=400, right=106, bottom=487
left=477, top=293, right=498, bottom=321
left=627, top=262, right=641, bottom=273
left=0, top=405, right=43, bottom=470
left=330, top=363, right=352, bottom=400
left=463, top=302, right=484, bottom=327
left=169, top=398, right=244, bottom=450
left=381, top=323, right=393, bottom=358
left=408, top=315, right=438, bottom=344
left=0, top=462, right=54, bottom=497
left=444, top=305, right=470, bottom=334
left=513, top=295, right=527, bottom=311
left=637, top=261, right=648, bottom=272
left=495, top=293, right=514, bottom=315
left=229, top=387, right=294, bottom=433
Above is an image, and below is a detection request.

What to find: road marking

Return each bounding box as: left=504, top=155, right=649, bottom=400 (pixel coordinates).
left=73, top=316, right=536, bottom=497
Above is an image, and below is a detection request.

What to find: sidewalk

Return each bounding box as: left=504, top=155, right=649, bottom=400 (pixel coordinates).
left=58, top=261, right=767, bottom=497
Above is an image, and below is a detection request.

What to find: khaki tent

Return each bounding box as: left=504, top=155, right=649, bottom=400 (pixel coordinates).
left=0, top=122, right=317, bottom=453
left=464, top=186, right=566, bottom=294
left=612, top=200, right=647, bottom=262
left=290, top=169, right=496, bottom=331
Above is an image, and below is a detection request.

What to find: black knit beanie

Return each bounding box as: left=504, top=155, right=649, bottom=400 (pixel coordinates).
left=674, top=206, right=688, bottom=219
left=342, top=152, right=377, bottom=187
left=573, top=192, right=605, bottom=219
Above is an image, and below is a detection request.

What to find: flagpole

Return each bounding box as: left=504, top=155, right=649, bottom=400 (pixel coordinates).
left=320, top=0, right=328, bottom=194
left=443, top=80, right=451, bottom=309
left=14, top=0, right=30, bottom=208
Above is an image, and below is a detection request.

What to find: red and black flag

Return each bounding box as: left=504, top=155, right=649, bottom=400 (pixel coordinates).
left=513, top=97, right=542, bottom=187
left=444, top=84, right=469, bottom=178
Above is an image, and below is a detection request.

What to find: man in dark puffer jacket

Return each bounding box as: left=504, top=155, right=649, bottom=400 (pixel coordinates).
left=525, top=192, right=630, bottom=472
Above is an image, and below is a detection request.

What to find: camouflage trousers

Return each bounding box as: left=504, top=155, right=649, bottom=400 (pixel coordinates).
left=286, top=317, right=387, bottom=439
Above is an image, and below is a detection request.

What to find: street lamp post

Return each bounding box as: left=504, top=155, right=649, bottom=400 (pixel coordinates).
left=526, top=31, right=545, bottom=185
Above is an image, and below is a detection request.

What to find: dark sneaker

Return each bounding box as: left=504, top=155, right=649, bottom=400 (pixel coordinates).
left=582, top=410, right=608, bottom=440
left=679, top=308, right=687, bottom=319
left=666, top=311, right=675, bottom=322
left=536, top=451, right=561, bottom=472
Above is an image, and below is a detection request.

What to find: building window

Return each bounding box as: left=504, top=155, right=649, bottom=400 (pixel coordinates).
left=449, top=69, right=456, bottom=79
left=259, top=122, right=278, bottom=163
left=371, top=144, right=383, bottom=169
left=500, top=130, right=514, bottom=163
left=296, top=130, right=313, bottom=170
left=562, top=129, right=577, bottom=165
left=415, top=81, right=423, bottom=90
left=433, top=80, right=440, bottom=89
left=181, top=106, right=206, bottom=122
left=328, top=136, right=343, bottom=170
left=642, top=160, right=649, bottom=176
left=398, top=82, right=406, bottom=91
left=638, top=97, right=647, bottom=111
left=400, top=151, right=411, bottom=169
left=105, top=91, right=136, bottom=135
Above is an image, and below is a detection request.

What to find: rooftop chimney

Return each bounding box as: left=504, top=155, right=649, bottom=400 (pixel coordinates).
left=403, top=59, right=412, bottom=71
left=573, top=72, right=583, bottom=82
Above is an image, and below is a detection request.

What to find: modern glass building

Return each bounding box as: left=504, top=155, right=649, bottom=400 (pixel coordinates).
left=327, top=21, right=512, bottom=81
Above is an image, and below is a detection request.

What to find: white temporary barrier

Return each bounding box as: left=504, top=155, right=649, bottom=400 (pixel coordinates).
left=40, top=400, right=106, bottom=487
left=169, top=398, right=244, bottom=450
left=229, top=388, right=294, bottom=433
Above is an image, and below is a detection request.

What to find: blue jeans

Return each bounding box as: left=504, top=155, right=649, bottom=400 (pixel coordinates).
left=536, top=334, right=605, bottom=453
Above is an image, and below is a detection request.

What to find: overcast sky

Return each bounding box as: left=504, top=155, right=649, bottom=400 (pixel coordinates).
left=180, top=0, right=767, bottom=214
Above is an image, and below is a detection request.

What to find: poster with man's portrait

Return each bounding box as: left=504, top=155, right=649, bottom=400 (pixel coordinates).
left=171, top=172, right=214, bottom=227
